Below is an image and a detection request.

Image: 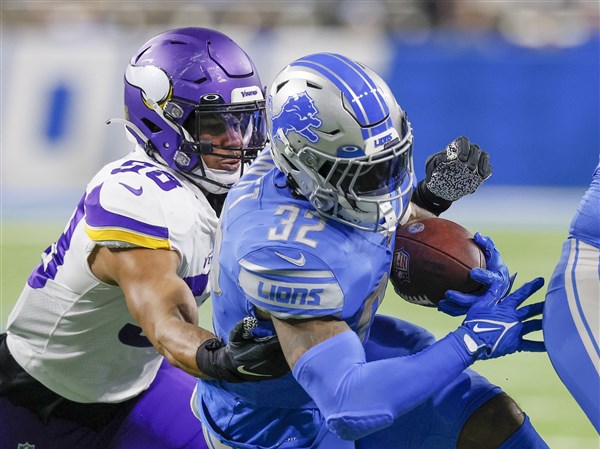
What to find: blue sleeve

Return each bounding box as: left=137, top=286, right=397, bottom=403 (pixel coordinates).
left=568, top=161, right=600, bottom=248
left=292, top=330, right=473, bottom=440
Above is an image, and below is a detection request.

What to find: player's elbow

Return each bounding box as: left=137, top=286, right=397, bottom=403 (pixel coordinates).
left=325, top=409, right=394, bottom=440
left=293, top=331, right=396, bottom=440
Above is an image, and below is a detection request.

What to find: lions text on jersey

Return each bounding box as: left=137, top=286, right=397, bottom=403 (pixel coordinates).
left=194, top=150, right=393, bottom=448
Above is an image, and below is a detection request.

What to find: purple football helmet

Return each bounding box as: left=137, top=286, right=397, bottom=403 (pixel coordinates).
left=122, top=27, right=266, bottom=192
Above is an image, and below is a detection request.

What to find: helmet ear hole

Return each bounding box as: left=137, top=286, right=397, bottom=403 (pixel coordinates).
left=182, top=113, right=196, bottom=139
left=141, top=118, right=162, bottom=133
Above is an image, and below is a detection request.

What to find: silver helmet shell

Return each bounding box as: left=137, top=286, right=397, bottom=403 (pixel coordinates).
left=267, top=53, right=414, bottom=233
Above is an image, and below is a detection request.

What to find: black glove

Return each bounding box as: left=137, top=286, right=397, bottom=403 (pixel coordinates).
left=195, top=316, right=290, bottom=383
left=412, top=136, right=492, bottom=215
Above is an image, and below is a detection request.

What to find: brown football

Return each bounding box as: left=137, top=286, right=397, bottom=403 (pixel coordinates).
left=390, top=217, right=486, bottom=307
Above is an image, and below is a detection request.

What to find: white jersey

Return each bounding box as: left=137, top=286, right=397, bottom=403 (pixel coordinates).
left=6, top=146, right=217, bottom=403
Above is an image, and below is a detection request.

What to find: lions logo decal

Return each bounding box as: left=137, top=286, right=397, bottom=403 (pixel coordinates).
left=271, top=91, right=322, bottom=143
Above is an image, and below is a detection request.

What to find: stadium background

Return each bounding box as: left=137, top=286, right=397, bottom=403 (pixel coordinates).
left=1, top=1, right=598, bottom=446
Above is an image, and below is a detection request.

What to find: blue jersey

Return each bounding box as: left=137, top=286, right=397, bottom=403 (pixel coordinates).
left=196, top=150, right=394, bottom=448
left=569, top=160, right=600, bottom=248
left=544, top=159, right=600, bottom=433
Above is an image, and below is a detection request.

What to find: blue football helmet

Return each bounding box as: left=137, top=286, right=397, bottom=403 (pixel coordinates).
left=267, top=53, right=414, bottom=233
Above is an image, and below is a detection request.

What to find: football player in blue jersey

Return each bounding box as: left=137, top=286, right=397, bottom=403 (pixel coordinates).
left=0, top=28, right=288, bottom=449
left=194, top=52, right=550, bottom=449
left=543, top=159, right=600, bottom=433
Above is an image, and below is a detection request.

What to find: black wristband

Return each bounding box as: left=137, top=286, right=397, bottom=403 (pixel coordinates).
left=411, top=179, right=453, bottom=216
left=195, top=338, right=242, bottom=383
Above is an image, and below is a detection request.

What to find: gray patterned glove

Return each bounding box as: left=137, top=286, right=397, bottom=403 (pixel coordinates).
left=412, top=136, right=492, bottom=215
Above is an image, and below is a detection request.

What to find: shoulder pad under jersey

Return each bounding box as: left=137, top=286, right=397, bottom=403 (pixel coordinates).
left=83, top=161, right=191, bottom=250
left=238, top=245, right=344, bottom=320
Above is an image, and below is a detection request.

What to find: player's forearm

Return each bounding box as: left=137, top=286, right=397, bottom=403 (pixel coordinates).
left=292, top=330, right=472, bottom=440
left=134, top=281, right=217, bottom=378
left=408, top=200, right=436, bottom=221
left=156, top=318, right=218, bottom=378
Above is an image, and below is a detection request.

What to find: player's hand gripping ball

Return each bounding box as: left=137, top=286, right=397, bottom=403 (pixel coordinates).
left=391, top=217, right=486, bottom=307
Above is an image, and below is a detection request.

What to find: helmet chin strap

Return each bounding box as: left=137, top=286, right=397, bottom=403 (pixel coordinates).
left=336, top=197, right=403, bottom=233
left=397, top=201, right=413, bottom=226
left=196, top=162, right=242, bottom=194
left=114, top=100, right=244, bottom=194
left=379, top=201, right=401, bottom=233
left=337, top=198, right=378, bottom=228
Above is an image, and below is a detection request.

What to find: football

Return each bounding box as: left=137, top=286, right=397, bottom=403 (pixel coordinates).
left=390, top=217, right=486, bottom=307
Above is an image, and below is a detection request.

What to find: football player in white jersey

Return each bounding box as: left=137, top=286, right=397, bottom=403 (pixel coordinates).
left=0, top=28, right=288, bottom=449
left=194, top=53, right=550, bottom=449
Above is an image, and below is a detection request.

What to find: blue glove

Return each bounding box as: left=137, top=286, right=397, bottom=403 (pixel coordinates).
left=438, top=233, right=513, bottom=316
left=452, top=277, right=546, bottom=360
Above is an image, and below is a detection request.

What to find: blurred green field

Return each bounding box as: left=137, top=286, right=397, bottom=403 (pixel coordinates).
left=1, top=220, right=598, bottom=447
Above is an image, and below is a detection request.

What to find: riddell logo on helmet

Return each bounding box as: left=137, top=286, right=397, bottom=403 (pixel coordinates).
left=242, top=89, right=259, bottom=98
